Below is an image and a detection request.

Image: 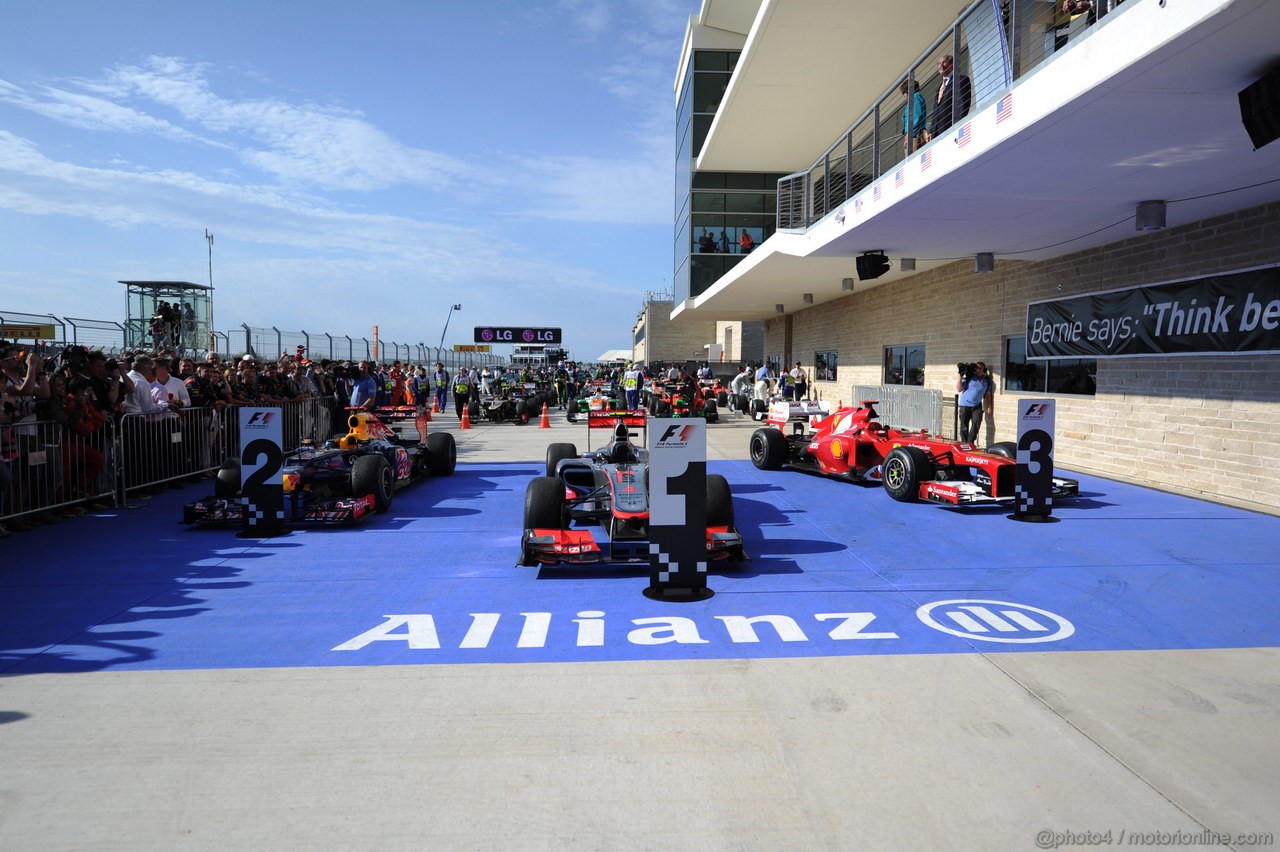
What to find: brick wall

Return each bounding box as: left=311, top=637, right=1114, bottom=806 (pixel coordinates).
left=640, top=300, right=717, bottom=365
left=775, top=201, right=1280, bottom=513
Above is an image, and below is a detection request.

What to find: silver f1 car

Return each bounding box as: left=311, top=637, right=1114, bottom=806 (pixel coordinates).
left=519, top=411, right=746, bottom=566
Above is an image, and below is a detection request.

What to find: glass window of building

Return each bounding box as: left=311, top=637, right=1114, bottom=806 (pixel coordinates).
left=1004, top=337, right=1097, bottom=395
left=883, top=344, right=925, bottom=385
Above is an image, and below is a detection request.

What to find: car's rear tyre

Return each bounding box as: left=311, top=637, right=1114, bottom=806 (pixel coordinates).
left=515, top=399, right=530, bottom=424
left=985, top=441, right=1016, bottom=459
left=716, top=390, right=729, bottom=407
left=524, top=476, right=565, bottom=530
left=214, top=458, right=241, bottom=499
left=883, top=446, right=935, bottom=502
left=750, top=398, right=766, bottom=417
left=351, top=454, right=394, bottom=513
left=702, top=399, right=718, bottom=422
left=749, top=428, right=788, bottom=470
left=426, top=431, right=457, bottom=475
left=545, top=442, right=578, bottom=478
left=706, top=473, right=733, bottom=526
left=467, top=400, right=480, bottom=418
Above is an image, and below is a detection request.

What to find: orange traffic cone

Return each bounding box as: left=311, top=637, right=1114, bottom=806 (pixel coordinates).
left=460, top=404, right=472, bottom=430
left=431, top=395, right=440, bottom=414
left=538, top=402, right=551, bottom=429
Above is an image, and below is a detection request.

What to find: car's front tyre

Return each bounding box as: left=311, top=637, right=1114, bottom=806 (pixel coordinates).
left=351, top=455, right=394, bottom=513
left=882, top=446, right=934, bottom=502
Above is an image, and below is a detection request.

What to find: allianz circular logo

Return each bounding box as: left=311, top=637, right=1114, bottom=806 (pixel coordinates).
left=916, top=599, right=1075, bottom=644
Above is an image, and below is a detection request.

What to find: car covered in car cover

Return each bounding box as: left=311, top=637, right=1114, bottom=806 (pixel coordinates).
left=183, top=407, right=456, bottom=527
left=749, top=400, right=1079, bottom=506
left=520, top=411, right=745, bottom=566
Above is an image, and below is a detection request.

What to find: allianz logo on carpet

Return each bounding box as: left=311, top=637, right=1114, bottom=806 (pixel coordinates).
left=332, top=600, right=1074, bottom=651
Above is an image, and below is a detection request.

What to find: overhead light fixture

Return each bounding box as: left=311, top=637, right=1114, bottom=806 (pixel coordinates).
left=803, top=293, right=814, bottom=305
left=841, top=277, right=855, bottom=292
left=1135, top=200, right=1166, bottom=231
left=975, top=253, right=995, bottom=274
left=775, top=304, right=785, bottom=314
left=856, top=251, right=890, bottom=281
left=900, top=258, right=916, bottom=272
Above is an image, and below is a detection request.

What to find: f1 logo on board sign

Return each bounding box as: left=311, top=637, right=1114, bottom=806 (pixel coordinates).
left=655, top=424, right=697, bottom=446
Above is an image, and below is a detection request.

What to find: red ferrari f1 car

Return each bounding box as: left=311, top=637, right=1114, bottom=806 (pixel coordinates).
left=520, top=411, right=745, bottom=565
left=749, top=400, right=1078, bottom=505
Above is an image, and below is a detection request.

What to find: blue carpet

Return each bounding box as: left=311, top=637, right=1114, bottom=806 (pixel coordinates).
left=2, top=461, right=1277, bottom=672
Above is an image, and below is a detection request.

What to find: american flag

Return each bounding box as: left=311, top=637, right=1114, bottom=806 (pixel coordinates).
left=920, top=149, right=932, bottom=171
left=855, top=197, right=863, bottom=214
left=996, top=93, right=1013, bottom=124
left=894, top=168, right=904, bottom=188
left=956, top=122, right=972, bottom=148
left=873, top=183, right=882, bottom=201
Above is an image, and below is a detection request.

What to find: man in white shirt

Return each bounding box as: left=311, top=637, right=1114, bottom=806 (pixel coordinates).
left=753, top=362, right=773, bottom=403
left=153, top=358, right=191, bottom=412
left=789, top=361, right=808, bottom=401
left=122, top=355, right=178, bottom=493
left=123, top=355, right=169, bottom=416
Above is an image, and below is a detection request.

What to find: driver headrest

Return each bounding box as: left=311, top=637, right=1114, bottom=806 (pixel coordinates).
left=613, top=422, right=629, bottom=441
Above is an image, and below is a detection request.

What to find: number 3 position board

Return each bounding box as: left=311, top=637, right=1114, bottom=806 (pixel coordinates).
left=1015, top=399, right=1056, bottom=519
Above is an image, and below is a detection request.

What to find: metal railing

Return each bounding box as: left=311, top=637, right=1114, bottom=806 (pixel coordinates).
left=778, top=0, right=1127, bottom=230
left=850, top=385, right=944, bottom=435
left=2, top=309, right=505, bottom=369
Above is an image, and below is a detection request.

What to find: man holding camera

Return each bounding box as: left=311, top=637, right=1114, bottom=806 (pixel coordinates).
left=955, top=361, right=993, bottom=445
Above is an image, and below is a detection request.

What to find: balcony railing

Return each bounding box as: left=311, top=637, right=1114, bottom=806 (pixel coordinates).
left=777, top=0, right=1127, bottom=231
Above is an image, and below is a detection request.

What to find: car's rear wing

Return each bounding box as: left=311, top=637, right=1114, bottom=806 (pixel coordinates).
left=586, top=410, right=646, bottom=450
left=341, top=406, right=429, bottom=444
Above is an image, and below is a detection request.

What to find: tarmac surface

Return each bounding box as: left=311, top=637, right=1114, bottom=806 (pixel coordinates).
left=2, top=406, right=1278, bottom=851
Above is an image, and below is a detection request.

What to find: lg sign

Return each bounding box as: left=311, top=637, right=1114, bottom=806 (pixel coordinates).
left=474, top=326, right=562, bottom=344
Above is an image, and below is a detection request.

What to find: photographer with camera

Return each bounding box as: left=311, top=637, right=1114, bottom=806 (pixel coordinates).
left=955, top=361, right=993, bottom=445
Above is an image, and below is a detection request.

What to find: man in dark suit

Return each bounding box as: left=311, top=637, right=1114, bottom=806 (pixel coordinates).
left=930, top=54, right=972, bottom=136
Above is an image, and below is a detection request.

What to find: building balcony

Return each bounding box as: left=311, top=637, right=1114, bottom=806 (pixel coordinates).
left=674, top=0, right=1280, bottom=322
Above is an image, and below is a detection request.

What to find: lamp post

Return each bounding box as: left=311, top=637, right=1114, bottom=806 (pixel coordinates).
left=439, top=303, right=462, bottom=350
left=205, top=229, right=215, bottom=353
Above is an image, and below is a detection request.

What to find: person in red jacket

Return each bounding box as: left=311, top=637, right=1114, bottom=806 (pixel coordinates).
left=62, top=376, right=107, bottom=502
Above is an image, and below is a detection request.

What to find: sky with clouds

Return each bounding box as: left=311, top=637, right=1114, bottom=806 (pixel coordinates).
left=0, top=0, right=697, bottom=360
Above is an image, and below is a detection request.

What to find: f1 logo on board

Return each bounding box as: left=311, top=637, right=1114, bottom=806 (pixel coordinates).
left=1022, top=403, right=1051, bottom=419
left=656, top=424, right=697, bottom=446
left=245, top=411, right=275, bottom=427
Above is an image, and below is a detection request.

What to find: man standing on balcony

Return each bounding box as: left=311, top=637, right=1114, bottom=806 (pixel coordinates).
left=930, top=54, right=971, bottom=137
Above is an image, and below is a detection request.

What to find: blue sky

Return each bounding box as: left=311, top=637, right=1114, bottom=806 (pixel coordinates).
left=0, top=0, right=694, bottom=360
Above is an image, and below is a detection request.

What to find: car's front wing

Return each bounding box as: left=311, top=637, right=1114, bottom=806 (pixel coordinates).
left=182, top=493, right=378, bottom=527
left=521, top=526, right=745, bottom=566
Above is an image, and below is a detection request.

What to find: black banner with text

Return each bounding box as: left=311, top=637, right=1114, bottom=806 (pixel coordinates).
left=1026, top=266, right=1280, bottom=359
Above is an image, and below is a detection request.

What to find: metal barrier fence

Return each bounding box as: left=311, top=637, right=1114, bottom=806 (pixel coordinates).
left=850, top=385, right=945, bottom=436
left=2, top=397, right=345, bottom=526
left=778, top=0, right=1127, bottom=230
left=3, top=310, right=505, bottom=370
